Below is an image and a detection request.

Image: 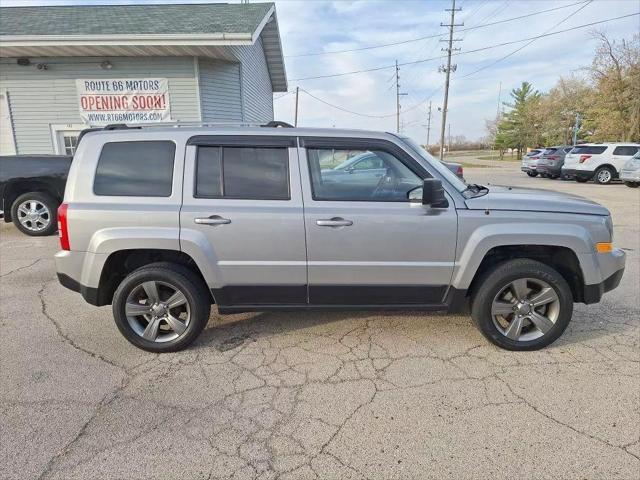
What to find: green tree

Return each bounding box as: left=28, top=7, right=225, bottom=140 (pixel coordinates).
left=495, top=82, right=541, bottom=156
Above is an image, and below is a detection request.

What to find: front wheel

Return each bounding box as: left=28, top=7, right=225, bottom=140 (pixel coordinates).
left=526, top=171, right=538, bottom=177
left=471, top=259, right=573, bottom=351
left=594, top=166, right=615, bottom=185
left=112, top=263, right=211, bottom=352
left=624, top=181, right=638, bottom=188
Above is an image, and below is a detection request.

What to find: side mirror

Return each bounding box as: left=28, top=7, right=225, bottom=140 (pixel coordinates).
left=420, top=178, right=448, bottom=207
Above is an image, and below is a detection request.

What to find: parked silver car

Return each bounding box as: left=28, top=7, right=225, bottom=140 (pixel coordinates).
left=55, top=124, right=625, bottom=353
left=620, top=151, right=640, bottom=188
left=521, top=149, right=545, bottom=177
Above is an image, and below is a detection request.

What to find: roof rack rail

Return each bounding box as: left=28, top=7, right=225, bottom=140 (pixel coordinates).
left=77, top=120, right=295, bottom=145
left=98, top=120, right=294, bottom=130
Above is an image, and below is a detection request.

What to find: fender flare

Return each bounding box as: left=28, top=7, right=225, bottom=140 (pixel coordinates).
left=452, top=223, right=594, bottom=289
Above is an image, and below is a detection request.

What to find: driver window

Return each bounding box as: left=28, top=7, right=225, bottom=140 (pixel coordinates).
left=307, top=148, right=422, bottom=201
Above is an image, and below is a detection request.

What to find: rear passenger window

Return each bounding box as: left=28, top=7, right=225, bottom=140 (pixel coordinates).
left=613, top=146, right=639, bottom=156
left=571, top=146, right=607, bottom=155
left=196, top=147, right=289, bottom=200
left=94, top=141, right=175, bottom=196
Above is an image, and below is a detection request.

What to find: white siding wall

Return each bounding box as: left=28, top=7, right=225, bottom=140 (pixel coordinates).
left=0, top=56, right=200, bottom=154
left=230, top=37, right=274, bottom=123
left=198, top=59, right=243, bottom=123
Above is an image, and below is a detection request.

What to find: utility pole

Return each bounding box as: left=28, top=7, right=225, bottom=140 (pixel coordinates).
left=423, top=101, right=432, bottom=147
left=395, top=60, right=407, bottom=133
left=294, top=86, right=299, bottom=127
left=448, top=123, right=451, bottom=153
left=572, top=112, right=582, bottom=145
left=496, top=81, right=502, bottom=118
left=438, top=0, right=463, bottom=160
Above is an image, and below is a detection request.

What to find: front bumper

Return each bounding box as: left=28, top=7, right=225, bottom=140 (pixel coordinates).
left=581, top=248, right=626, bottom=304
left=620, top=170, right=640, bottom=182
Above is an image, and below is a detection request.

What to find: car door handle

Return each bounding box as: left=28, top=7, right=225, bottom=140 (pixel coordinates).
left=316, top=217, right=353, bottom=227
left=194, top=215, right=231, bottom=225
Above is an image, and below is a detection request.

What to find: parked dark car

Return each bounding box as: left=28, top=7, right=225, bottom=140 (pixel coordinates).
left=0, top=155, right=72, bottom=236
left=536, top=145, right=575, bottom=179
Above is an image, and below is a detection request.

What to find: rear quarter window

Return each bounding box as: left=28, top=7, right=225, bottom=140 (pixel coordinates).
left=571, top=146, right=607, bottom=155
left=93, top=141, right=175, bottom=197
left=612, top=146, right=639, bottom=156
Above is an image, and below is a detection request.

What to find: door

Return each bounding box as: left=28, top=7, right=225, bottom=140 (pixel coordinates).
left=299, top=138, right=458, bottom=306
left=180, top=136, right=307, bottom=306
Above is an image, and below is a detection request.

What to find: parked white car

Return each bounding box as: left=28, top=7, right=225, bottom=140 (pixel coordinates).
left=620, top=151, right=640, bottom=188
left=562, top=143, right=640, bottom=184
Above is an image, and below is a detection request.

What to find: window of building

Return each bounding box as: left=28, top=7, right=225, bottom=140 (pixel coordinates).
left=195, top=146, right=290, bottom=200
left=307, top=148, right=422, bottom=202
left=94, top=141, right=175, bottom=196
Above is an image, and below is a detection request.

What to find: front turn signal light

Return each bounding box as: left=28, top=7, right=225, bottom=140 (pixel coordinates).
left=596, top=242, right=613, bottom=253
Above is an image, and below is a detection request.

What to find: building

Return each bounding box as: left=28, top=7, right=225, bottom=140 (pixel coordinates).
left=0, top=2, right=287, bottom=155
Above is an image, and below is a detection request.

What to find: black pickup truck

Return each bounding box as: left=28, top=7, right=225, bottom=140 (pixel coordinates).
left=0, top=155, right=72, bottom=236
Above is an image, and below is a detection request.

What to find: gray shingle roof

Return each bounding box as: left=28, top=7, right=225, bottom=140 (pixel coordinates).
left=0, top=3, right=273, bottom=36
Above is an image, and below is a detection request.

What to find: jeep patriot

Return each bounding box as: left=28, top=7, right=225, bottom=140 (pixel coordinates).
left=55, top=123, right=626, bottom=352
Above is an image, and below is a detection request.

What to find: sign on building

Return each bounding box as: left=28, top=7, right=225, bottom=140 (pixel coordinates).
left=76, top=78, right=171, bottom=125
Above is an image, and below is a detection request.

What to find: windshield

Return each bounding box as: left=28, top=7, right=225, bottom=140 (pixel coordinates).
left=398, top=136, right=468, bottom=192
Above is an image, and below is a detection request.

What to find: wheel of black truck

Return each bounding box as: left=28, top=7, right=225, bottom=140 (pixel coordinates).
left=112, top=262, right=211, bottom=352
left=10, top=192, right=58, bottom=236
left=526, top=171, right=537, bottom=177
left=471, top=259, right=573, bottom=351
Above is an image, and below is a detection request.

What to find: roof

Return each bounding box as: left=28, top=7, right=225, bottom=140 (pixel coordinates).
left=0, top=2, right=287, bottom=91
left=0, top=3, right=272, bottom=36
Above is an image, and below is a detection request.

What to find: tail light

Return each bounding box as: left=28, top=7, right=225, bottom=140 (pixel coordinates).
left=456, top=166, right=463, bottom=177
left=579, top=155, right=591, bottom=163
left=57, top=203, right=70, bottom=250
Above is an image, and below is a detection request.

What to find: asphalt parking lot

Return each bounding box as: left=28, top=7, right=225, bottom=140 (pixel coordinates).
left=1, top=160, right=638, bottom=480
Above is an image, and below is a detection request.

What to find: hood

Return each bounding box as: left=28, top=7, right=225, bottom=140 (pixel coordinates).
left=465, top=185, right=609, bottom=216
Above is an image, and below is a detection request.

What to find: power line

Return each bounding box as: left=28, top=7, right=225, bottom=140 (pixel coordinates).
left=459, top=0, right=592, bottom=79
left=285, top=0, right=586, bottom=58
left=288, top=11, right=639, bottom=82
left=298, top=88, right=396, bottom=119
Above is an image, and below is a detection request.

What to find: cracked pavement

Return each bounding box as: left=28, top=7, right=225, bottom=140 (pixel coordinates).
left=1, top=164, right=638, bottom=480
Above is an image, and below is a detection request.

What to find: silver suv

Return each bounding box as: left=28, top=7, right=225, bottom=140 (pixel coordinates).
left=55, top=124, right=626, bottom=352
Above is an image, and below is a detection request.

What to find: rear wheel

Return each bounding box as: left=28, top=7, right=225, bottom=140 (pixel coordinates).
left=112, top=263, right=211, bottom=352
left=594, top=166, right=615, bottom=185
left=526, top=171, right=538, bottom=177
left=624, top=181, right=638, bottom=188
left=471, top=259, right=573, bottom=351
left=10, top=192, right=58, bottom=236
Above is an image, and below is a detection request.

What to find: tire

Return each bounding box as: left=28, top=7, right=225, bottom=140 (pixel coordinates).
left=594, top=166, right=615, bottom=185
left=575, top=177, right=589, bottom=183
left=624, top=182, right=639, bottom=188
left=112, top=262, right=211, bottom=352
left=526, top=171, right=538, bottom=177
left=470, top=259, right=573, bottom=351
left=10, top=192, right=59, bottom=236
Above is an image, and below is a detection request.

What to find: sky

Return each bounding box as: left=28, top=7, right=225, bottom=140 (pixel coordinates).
left=3, top=0, right=640, bottom=142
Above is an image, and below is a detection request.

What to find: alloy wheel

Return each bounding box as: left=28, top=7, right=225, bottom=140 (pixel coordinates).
left=125, top=280, right=191, bottom=342
left=490, top=278, right=560, bottom=342
left=597, top=169, right=612, bottom=184
left=16, top=200, right=50, bottom=232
